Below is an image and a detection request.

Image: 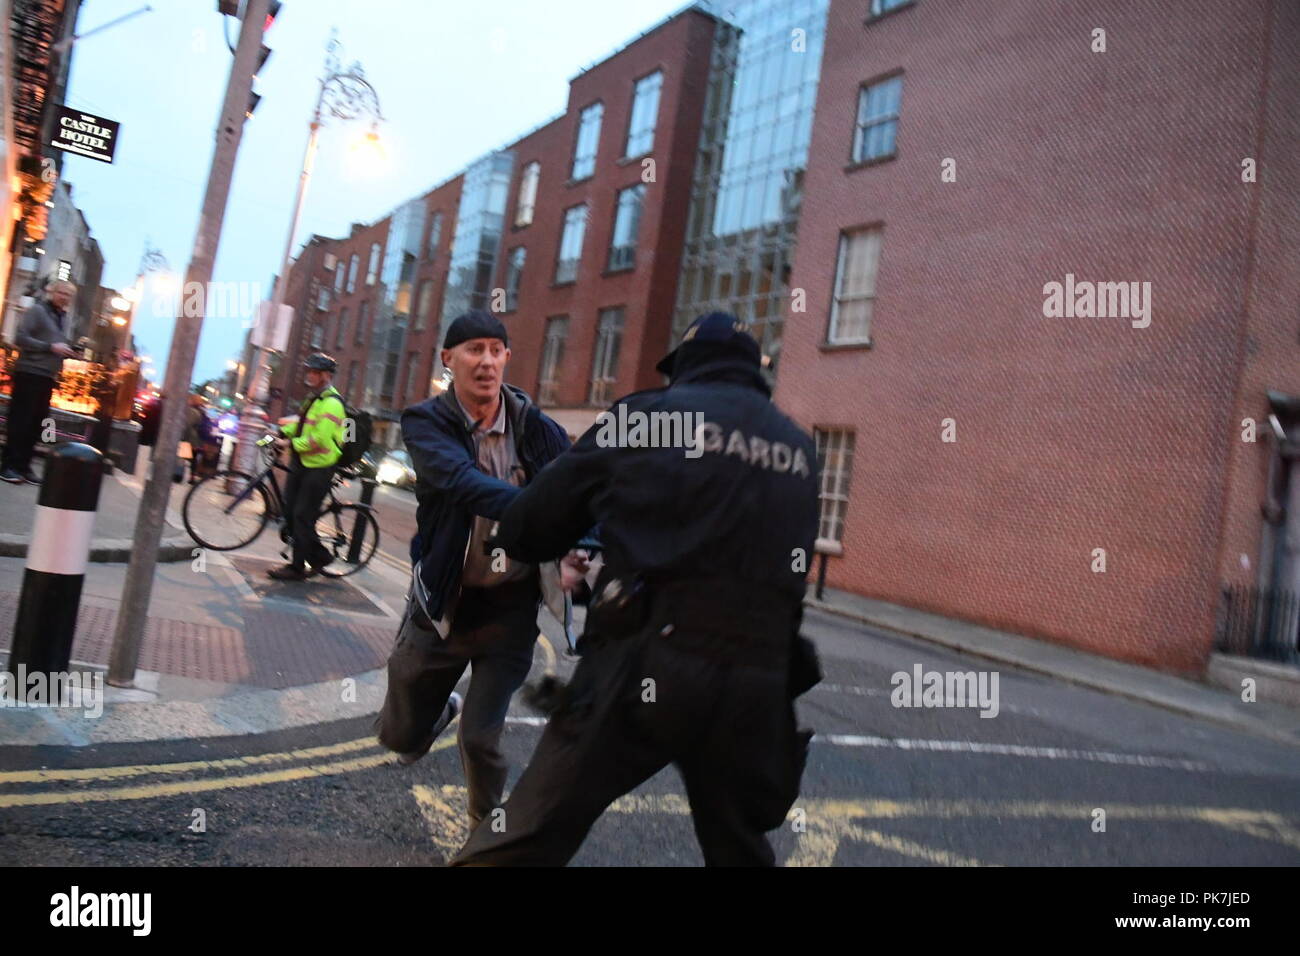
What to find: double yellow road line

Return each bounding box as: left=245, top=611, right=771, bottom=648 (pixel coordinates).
left=0, top=736, right=455, bottom=809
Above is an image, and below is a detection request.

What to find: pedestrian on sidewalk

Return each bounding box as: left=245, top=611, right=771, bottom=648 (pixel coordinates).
left=452, top=311, right=823, bottom=867
left=376, top=309, right=585, bottom=830
left=181, top=391, right=219, bottom=484
left=1, top=279, right=79, bottom=484
left=266, top=352, right=345, bottom=581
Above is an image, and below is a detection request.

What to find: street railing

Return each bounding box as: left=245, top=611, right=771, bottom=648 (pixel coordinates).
left=1215, top=583, right=1300, bottom=663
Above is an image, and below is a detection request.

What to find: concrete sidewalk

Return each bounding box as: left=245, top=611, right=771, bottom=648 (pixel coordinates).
left=0, top=506, right=423, bottom=745
left=0, top=468, right=191, bottom=562
left=806, top=586, right=1300, bottom=748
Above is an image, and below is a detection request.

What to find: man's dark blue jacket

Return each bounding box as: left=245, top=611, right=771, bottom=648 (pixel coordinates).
left=401, top=383, right=570, bottom=623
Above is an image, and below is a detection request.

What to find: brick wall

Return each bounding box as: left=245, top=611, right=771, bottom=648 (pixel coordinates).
left=777, top=0, right=1299, bottom=673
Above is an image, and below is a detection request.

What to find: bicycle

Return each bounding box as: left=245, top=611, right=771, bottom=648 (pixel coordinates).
left=182, top=435, right=380, bottom=577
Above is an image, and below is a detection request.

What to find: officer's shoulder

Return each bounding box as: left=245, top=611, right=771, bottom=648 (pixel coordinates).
left=605, top=386, right=670, bottom=410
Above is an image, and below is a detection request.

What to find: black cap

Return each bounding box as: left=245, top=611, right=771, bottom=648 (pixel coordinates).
left=655, top=311, right=760, bottom=376
left=443, top=309, right=509, bottom=350
left=303, top=352, right=337, bottom=372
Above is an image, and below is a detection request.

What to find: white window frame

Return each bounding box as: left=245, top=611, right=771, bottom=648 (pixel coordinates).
left=515, top=162, right=540, bottom=227
left=828, top=227, right=882, bottom=345
left=853, top=75, right=903, bottom=164
left=555, top=205, right=587, bottom=284
left=366, top=242, right=381, bottom=285
left=538, top=315, right=568, bottom=406
left=814, top=429, right=855, bottom=545
left=588, top=307, right=625, bottom=406
left=571, top=102, right=603, bottom=181
left=608, top=184, right=645, bottom=271
left=505, top=246, right=526, bottom=311
left=624, top=71, right=663, bottom=158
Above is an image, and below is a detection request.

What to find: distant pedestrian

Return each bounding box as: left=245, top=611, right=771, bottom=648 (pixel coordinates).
left=2, top=280, right=78, bottom=484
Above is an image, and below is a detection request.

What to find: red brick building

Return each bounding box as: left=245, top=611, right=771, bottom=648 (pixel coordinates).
left=777, top=0, right=1300, bottom=673
left=487, top=8, right=716, bottom=436
left=271, top=6, right=717, bottom=442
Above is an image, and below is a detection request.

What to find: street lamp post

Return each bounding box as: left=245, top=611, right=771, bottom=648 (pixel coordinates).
left=234, top=34, right=383, bottom=477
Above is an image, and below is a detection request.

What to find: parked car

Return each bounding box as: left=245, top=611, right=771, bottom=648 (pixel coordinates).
left=373, top=448, right=416, bottom=489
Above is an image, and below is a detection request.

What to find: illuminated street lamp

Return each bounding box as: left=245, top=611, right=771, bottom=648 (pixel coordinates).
left=235, top=30, right=384, bottom=476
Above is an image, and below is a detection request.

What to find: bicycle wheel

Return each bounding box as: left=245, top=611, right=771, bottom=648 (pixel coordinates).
left=183, top=470, right=271, bottom=551
left=314, top=503, right=380, bottom=577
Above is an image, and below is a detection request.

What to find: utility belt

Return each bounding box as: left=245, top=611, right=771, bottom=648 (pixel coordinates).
left=584, top=568, right=821, bottom=697
left=586, top=570, right=798, bottom=648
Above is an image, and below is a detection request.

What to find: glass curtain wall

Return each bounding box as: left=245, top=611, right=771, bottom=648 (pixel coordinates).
left=435, top=150, right=515, bottom=385
left=674, top=0, right=828, bottom=378
left=364, top=198, right=422, bottom=417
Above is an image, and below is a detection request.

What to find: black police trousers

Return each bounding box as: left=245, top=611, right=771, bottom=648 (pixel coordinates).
left=451, top=616, right=810, bottom=866
left=282, top=459, right=334, bottom=570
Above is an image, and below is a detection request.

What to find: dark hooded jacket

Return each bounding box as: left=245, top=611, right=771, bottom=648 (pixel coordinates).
left=492, top=344, right=820, bottom=604
left=401, top=382, right=570, bottom=623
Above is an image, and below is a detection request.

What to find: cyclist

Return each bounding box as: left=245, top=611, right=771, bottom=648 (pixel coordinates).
left=268, top=352, right=346, bottom=581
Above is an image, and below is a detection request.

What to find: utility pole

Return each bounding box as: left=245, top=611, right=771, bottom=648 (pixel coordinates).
left=108, top=0, right=270, bottom=686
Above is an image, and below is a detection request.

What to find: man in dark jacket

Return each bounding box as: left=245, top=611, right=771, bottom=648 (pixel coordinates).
left=452, top=311, right=821, bottom=867
left=2, top=280, right=78, bottom=484
left=377, top=309, right=578, bottom=829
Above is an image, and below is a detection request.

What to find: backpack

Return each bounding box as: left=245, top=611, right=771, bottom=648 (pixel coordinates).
left=337, top=401, right=373, bottom=467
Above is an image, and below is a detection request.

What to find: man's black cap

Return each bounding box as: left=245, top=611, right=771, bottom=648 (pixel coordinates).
left=443, top=309, right=509, bottom=350
left=655, top=311, right=760, bottom=375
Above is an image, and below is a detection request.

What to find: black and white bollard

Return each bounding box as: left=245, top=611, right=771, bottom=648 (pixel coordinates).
left=10, top=443, right=104, bottom=674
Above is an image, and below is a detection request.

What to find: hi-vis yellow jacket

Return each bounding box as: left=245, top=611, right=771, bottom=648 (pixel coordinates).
left=279, top=385, right=346, bottom=468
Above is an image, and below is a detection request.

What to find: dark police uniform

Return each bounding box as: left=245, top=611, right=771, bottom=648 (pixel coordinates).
left=452, top=312, right=821, bottom=866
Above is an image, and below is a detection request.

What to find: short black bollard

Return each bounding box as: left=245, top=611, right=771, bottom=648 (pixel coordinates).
left=347, top=476, right=377, bottom=563
left=815, top=550, right=829, bottom=601
left=10, top=443, right=104, bottom=674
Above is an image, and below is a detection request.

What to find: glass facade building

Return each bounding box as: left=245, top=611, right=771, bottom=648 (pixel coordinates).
left=364, top=197, right=423, bottom=418
left=435, top=150, right=515, bottom=382
left=673, top=0, right=829, bottom=378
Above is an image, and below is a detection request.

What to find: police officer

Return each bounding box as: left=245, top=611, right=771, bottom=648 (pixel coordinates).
left=269, top=352, right=346, bottom=581
left=451, top=311, right=821, bottom=867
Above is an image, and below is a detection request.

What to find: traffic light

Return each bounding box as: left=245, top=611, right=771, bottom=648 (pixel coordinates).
left=245, top=2, right=280, bottom=119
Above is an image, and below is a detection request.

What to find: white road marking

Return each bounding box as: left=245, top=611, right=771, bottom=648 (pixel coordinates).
left=497, top=718, right=1212, bottom=771
left=813, top=682, right=1042, bottom=717
left=817, top=734, right=1212, bottom=771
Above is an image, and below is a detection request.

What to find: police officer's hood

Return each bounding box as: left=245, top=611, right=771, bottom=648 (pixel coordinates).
left=666, top=341, right=772, bottom=397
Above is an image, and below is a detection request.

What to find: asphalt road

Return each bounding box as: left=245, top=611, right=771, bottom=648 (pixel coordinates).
left=2, top=609, right=1298, bottom=867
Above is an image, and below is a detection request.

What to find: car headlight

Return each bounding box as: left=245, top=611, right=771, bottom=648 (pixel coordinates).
left=378, top=462, right=402, bottom=484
